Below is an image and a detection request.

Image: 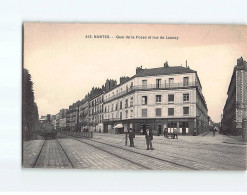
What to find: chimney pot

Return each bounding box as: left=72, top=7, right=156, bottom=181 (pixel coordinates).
left=164, top=61, right=169, bottom=68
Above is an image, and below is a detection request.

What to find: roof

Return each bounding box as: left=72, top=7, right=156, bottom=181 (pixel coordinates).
left=110, top=65, right=197, bottom=90
left=135, top=66, right=196, bottom=77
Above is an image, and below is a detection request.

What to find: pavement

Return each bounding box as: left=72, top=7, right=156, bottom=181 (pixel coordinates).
left=22, top=139, right=45, bottom=168
left=91, top=131, right=247, bottom=170
left=22, top=131, right=247, bottom=170
left=58, top=137, right=144, bottom=170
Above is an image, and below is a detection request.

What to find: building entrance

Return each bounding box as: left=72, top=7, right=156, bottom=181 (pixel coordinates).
left=180, top=122, right=188, bottom=135
left=142, top=124, right=147, bottom=135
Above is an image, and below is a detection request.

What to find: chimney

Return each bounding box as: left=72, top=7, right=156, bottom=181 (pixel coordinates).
left=120, top=76, right=130, bottom=84
left=164, top=61, right=169, bottom=68
left=237, top=57, right=243, bottom=66
left=186, top=60, right=187, bottom=68
left=136, top=66, right=143, bottom=74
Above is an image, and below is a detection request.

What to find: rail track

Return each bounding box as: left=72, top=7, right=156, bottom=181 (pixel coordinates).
left=32, top=138, right=74, bottom=168
left=32, top=139, right=47, bottom=168
left=55, top=139, right=75, bottom=168
left=60, top=133, right=198, bottom=170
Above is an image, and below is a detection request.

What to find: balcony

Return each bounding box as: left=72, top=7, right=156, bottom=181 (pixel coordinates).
left=103, top=118, right=120, bottom=122
left=104, top=81, right=198, bottom=102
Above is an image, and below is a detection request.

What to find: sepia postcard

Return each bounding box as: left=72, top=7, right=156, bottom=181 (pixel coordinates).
left=22, top=23, right=247, bottom=170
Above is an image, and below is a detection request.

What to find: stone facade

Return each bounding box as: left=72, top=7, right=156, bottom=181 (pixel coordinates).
left=103, top=63, right=209, bottom=135
left=79, top=99, right=89, bottom=130
left=222, top=57, right=247, bottom=140
left=88, top=93, right=104, bottom=132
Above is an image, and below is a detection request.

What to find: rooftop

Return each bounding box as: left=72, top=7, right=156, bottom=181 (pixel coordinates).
left=135, top=66, right=196, bottom=77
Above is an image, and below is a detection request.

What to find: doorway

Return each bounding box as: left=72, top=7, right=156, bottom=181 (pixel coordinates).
left=142, top=124, right=147, bottom=135
left=180, top=122, right=188, bottom=135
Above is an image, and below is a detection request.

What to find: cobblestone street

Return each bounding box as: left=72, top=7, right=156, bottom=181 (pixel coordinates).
left=23, top=132, right=247, bottom=170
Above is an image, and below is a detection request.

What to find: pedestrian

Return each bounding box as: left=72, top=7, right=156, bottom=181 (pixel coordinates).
left=193, top=128, right=197, bottom=136
left=173, top=128, right=178, bottom=139
left=213, top=127, right=216, bottom=136
left=128, top=128, right=135, bottom=147
left=145, top=127, right=154, bottom=150
left=164, top=128, right=168, bottom=138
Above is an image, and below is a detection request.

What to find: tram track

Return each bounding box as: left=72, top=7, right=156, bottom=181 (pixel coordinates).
left=58, top=134, right=151, bottom=169
left=60, top=133, right=197, bottom=170
left=55, top=138, right=75, bottom=168
left=32, top=139, right=47, bottom=168
left=32, top=138, right=74, bottom=168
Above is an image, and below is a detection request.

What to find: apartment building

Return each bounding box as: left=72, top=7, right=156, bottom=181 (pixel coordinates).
left=79, top=98, right=89, bottom=130
left=103, top=62, right=209, bottom=135
left=221, top=57, right=247, bottom=140
left=88, top=92, right=104, bottom=132
left=66, top=102, right=80, bottom=131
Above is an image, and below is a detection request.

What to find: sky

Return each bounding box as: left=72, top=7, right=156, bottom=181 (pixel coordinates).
left=24, top=23, right=247, bottom=122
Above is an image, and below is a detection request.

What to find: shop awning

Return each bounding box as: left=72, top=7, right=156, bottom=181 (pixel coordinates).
left=113, top=124, right=123, bottom=129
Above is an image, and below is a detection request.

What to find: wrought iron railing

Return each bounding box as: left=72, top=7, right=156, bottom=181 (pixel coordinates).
left=105, top=81, right=198, bottom=102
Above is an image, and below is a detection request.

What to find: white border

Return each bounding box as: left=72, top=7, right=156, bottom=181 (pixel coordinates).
left=0, top=0, right=247, bottom=192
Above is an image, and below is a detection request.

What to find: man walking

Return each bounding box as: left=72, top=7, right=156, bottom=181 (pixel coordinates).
left=164, top=128, right=168, bottom=138
left=128, top=128, right=135, bottom=147
left=145, top=126, right=154, bottom=150
left=173, top=128, right=178, bottom=139
left=213, top=127, right=216, bottom=136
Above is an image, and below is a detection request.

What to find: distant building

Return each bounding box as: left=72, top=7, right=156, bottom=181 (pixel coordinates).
left=55, top=113, right=60, bottom=129
left=88, top=92, right=104, bottom=132
left=39, top=115, right=48, bottom=123
left=221, top=57, right=247, bottom=141
left=50, top=115, right=56, bottom=128
left=59, top=117, right=67, bottom=130
left=103, top=62, right=209, bottom=135
left=66, top=102, right=80, bottom=131
left=208, top=116, right=214, bottom=131
left=79, top=98, right=89, bottom=130
left=57, top=109, right=68, bottom=130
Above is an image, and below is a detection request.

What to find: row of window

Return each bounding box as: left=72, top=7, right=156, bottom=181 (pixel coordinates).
left=106, top=109, right=134, bottom=120
left=142, top=107, right=190, bottom=117
left=105, top=76, right=191, bottom=100
left=104, top=97, right=134, bottom=113
left=88, top=96, right=104, bottom=108
left=104, top=93, right=190, bottom=113
left=105, top=82, right=134, bottom=99
left=142, top=93, right=190, bottom=105
left=89, top=114, right=103, bottom=123
left=105, top=106, right=190, bottom=120
left=142, top=77, right=189, bottom=88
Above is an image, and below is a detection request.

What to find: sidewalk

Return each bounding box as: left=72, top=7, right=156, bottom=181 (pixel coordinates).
left=93, top=131, right=246, bottom=146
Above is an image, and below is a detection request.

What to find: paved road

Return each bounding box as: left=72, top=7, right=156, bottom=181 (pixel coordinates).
left=58, top=137, right=144, bottom=169
left=34, top=139, right=73, bottom=168
left=22, top=132, right=247, bottom=170
left=91, top=132, right=246, bottom=170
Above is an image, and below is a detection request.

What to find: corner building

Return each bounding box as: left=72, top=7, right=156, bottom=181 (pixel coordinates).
left=103, top=62, right=209, bottom=135
left=221, top=57, right=247, bottom=140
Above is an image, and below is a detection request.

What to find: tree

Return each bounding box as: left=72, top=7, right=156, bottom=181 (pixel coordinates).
left=22, top=69, right=39, bottom=140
